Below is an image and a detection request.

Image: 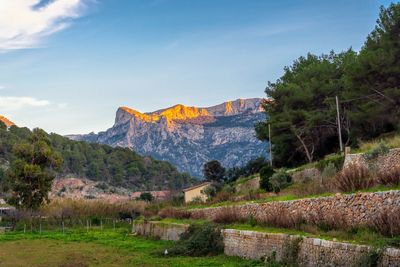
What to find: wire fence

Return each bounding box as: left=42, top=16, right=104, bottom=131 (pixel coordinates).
left=0, top=216, right=134, bottom=234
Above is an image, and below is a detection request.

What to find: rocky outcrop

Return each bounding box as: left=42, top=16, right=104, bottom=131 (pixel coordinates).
left=0, top=116, right=15, bottom=128
left=68, top=98, right=268, bottom=176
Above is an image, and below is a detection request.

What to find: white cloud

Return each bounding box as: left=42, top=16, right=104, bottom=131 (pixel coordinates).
left=0, top=96, right=50, bottom=111
left=0, top=0, right=86, bottom=51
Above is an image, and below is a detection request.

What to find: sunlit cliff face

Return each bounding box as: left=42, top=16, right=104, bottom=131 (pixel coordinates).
left=120, top=104, right=212, bottom=123
left=0, top=115, right=15, bottom=127
left=118, top=98, right=265, bottom=126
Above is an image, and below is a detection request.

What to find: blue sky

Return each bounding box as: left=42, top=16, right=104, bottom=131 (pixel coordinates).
left=0, top=0, right=393, bottom=134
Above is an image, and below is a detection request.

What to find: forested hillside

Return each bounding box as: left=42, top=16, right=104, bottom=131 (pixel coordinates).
left=256, top=3, right=400, bottom=167
left=0, top=122, right=194, bottom=191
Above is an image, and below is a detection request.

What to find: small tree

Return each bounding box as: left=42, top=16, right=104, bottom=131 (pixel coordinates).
left=202, top=160, right=225, bottom=183
left=139, top=192, right=153, bottom=202
left=259, top=166, right=275, bottom=191
left=6, top=128, right=62, bottom=212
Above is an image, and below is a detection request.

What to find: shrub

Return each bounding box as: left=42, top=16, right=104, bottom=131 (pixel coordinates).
left=139, top=192, right=153, bottom=202
left=202, top=184, right=218, bottom=200
left=307, top=210, right=349, bottom=231
left=316, top=154, right=345, bottom=171
left=370, top=207, right=400, bottom=237
left=259, top=166, right=275, bottom=191
left=167, top=223, right=224, bottom=256
left=376, top=165, right=400, bottom=186
left=321, top=162, right=337, bottom=179
left=158, top=207, right=191, bottom=219
left=335, top=163, right=374, bottom=192
left=213, top=206, right=245, bottom=224
left=268, top=171, right=292, bottom=193
left=257, top=206, right=303, bottom=229
left=364, top=142, right=390, bottom=160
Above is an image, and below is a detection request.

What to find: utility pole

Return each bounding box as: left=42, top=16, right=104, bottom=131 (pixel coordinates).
left=335, top=96, right=343, bottom=153
left=268, top=123, right=273, bottom=166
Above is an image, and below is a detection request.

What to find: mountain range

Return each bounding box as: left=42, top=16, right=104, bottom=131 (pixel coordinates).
left=68, top=98, right=268, bottom=177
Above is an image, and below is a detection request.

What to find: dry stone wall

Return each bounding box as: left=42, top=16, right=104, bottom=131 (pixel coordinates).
left=132, top=221, right=188, bottom=241
left=132, top=221, right=400, bottom=266
left=190, top=190, right=400, bottom=227
left=223, top=229, right=400, bottom=267
left=344, top=148, right=400, bottom=172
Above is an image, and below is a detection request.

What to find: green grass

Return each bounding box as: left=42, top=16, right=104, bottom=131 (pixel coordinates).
left=355, top=133, right=400, bottom=153
left=0, top=229, right=264, bottom=267
left=234, top=175, right=258, bottom=185
left=225, top=224, right=398, bottom=248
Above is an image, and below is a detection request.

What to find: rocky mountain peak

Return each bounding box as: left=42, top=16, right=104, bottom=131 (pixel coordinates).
left=69, top=98, right=268, bottom=176
left=0, top=115, right=15, bottom=128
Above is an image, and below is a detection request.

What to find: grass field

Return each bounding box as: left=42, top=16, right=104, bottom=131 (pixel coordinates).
left=0, top=229, right=263, bottom=267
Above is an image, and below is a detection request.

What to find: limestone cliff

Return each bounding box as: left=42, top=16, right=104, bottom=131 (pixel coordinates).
left=68, top=98, right=268, bottom=177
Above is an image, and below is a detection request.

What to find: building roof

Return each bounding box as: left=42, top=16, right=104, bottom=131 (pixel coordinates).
left=182, top=182, right=212, bottom=192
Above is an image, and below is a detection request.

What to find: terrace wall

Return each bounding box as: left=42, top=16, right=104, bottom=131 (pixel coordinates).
left=132, top=221, right=400, bottom=267
left=190, top=190, right=400, bottom=227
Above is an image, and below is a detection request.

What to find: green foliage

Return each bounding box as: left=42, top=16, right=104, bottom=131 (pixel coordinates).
left=0, top=230, right=263, bottom=267
left=139, top=192, right=153, bottom=202
left=259, top=166, right=275, bottom=191
left=268, top=171, right=293, bottom=193
left=168, top=223, right=224, bottom=257
left=321, top=162, right=337, bottom=179
left=202, top=160, right=225, bottom=183
left=6, top=129, right=62, bottom=210
left=282, top=237, right=302, bottom=267
left=316, top=154, right=344, bottom=171
left=0, top=125, right=194, bottom=191
left=226, top=157, right=268, bottom=183
left=364, top=142, right=390, bottom=160
left=256, top=3, right=400, bottom=167
left=202, top=184, right=218, bottom=199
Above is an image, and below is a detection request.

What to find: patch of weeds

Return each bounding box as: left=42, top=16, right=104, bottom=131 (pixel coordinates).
left=166, top=223, right=224, bottom=257
left=364, top=142, right=389, bottom=161
left=356, top=248, right=382, bottom=267
left=282, top=237, right=302, bottom=267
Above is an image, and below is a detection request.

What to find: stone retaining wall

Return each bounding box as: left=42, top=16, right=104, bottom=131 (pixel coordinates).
left=344, top=148, right=400, bottom=171
left=132, top=221, right=188, bottom=241
left=132, top=221, right=400, bottom=267
left=223, top=229, right=400, bottom=267
left=190, top=190, right=400, bottom=227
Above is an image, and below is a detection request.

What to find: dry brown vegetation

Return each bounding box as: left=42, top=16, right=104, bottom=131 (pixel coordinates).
left=335, top=163, right=375, bottom=192
left=158, top=207, right=191, bottom=219
left=377, top=165, right=400, bottom=186
left=370, top=207, right=400, bottom=237
left=40, top=198, right=147, bottom=219
left=212, top=207, right=246, bottom=224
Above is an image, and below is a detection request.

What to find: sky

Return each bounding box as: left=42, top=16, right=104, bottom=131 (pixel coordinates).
left=0, top=0, right=394, bottom=134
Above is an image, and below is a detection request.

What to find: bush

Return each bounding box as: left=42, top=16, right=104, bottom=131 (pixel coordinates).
left=316, top=155, right=344, bottom=171
left=364, top=142, right=390, bottom=160
left=257, top=206, right=303, bottom=229
left=321, top=162, right=337, bottom=179
left=376, top=165, right=400, bottom=186
left=139, top=192, right=153, bottom=202
left=269, top=171, right=292, bottom=193
left=167, top=223, right=224, bottom=256
left=213, top=206, right=245, bottom=224
left=158, top=207, right=191, bottom=219
left=307, top=210, right=349, bottom=231
left=335, top=163, right=374, bottom=192
left=259, top=166, right=275, bottom=191
left=370, top=207, right=400, bottom=237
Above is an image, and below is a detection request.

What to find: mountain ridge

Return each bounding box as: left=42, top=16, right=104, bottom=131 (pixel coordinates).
left=0, top=115, right=15, bottom=128
left=68, top=98, right=268, bottom=176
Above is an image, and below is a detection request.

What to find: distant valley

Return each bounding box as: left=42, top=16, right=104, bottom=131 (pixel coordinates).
left=68, top=98, right=268, bottom=177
